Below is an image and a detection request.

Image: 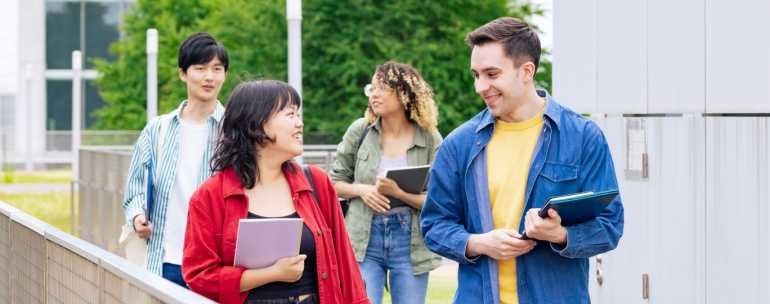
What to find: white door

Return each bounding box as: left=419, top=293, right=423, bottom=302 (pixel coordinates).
left=705, top=117, right=770, bottom=304
left=591, top=116, right=706, bottom=303
left=590, top=115, right=651, bottom=304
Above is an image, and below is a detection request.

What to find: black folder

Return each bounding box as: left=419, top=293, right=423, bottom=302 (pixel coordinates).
left=384, top=165, right=431, bottom=209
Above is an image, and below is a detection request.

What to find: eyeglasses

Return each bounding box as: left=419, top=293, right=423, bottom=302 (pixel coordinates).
left=363, top=83, right=393, bottom=97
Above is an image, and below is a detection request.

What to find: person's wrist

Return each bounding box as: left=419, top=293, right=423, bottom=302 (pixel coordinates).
left=466, top=234, right=482, bottom=257
left=131, top=214, right=141, bottom=231
left=395, top=188, right=407, bottom=200
left=265, top=264, right=282, bottom=282
left=552, top=226, right=568, bottom=245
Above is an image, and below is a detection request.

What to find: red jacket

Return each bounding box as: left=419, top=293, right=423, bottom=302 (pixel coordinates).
left=182, top=164, right=369, bottom=304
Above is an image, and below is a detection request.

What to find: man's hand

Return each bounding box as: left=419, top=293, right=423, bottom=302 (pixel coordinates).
left=357, top=184, right=391, bottom=213
left=466, top=229, right=536, bottom=260
left=133, top=214, right=153, bottom=239
left=524, top=208, right=568, bottom=245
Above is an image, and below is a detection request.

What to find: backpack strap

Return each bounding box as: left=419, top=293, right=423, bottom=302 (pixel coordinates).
left=302, top=165, right=320, bottom=206
left=349, top=123, right=371, bottom=177
left=354, top=124, right=372, bottom=154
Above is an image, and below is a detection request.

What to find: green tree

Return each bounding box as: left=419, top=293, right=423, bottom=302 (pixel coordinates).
left=93, top=0, right=287, bottom=130
left=302, top=0, right=547, bottom=140
left=94, top=0, right=548, bottom=141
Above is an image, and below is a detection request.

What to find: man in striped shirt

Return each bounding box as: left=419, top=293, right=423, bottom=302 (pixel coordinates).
left=122, top=32, right=228, bottom=287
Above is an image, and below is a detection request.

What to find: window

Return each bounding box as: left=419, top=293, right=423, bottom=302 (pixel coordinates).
left=45, top=2, right=81, bottom=69
left=85, top=2, right=124, bottom=69
left=46, top=80, right=72, bottom=130
left=44, top=0, right=133, bottom=135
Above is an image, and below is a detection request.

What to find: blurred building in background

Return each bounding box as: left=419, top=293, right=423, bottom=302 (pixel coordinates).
left=0, top=0, right=135, bottom=169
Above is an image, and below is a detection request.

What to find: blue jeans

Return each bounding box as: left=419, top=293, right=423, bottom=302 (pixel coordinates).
left=359, top=208, right=429, bottom=304
left=245, top=294, right=318, bottom=304
left=162, top=263, right=187, bottom=288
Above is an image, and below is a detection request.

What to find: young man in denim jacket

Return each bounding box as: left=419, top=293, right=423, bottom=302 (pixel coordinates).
left=421, top=17, right=624, bottom=304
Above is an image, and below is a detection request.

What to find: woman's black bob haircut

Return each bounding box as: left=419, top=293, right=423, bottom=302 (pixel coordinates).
left=210, top=80, right=302, bottom=188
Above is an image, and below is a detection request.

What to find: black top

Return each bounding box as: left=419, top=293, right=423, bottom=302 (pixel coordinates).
left=246, top=212, right=318, bottom=300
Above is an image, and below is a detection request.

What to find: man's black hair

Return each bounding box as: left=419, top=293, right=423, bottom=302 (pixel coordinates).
left=178, top=32, right=229, bottom=73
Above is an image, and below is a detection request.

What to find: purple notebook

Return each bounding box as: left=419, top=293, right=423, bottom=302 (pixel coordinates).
left=233, top=218, right=303, bottom=269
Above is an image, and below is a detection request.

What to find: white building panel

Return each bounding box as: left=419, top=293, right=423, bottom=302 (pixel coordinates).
left=589, top=116, right=650, bottom=304
left=0, top=0, right=19, bottom=95
left=16, top=0, right=46, bottom=163
left=706, top=0, right=770, bottom=113
left=552, top=0, right=597, bottom=113
left=647, top=0, right=705, bottom=114
left=646, top=116, right=705, bottom=303
left=705, top=117, right=770, bottom=303
left=596, top=0, right=647, bottom=114
left=591, top=116, right=706, bottom=304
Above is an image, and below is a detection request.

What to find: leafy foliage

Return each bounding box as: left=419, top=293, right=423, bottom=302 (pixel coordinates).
left=93, top=0, right=287, bottom=130
left=94, top=0, right=549, bottom=142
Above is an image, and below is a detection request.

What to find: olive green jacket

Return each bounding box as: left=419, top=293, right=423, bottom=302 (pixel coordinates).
left=329, top=117, right=443, bottom=275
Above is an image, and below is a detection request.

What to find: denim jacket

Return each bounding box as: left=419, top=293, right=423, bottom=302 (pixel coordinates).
left=421, top=91, right=624, bottom=304
left=330, top=117, right=443, bottom=275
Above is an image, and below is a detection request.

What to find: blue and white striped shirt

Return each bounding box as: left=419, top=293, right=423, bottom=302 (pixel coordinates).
left=122, top=100, right=225, bottom=275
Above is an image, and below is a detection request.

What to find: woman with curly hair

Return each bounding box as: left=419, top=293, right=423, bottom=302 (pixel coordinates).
left=330, top=61, right=443, bottom=304
left=182, top=80, right=369, bottom=304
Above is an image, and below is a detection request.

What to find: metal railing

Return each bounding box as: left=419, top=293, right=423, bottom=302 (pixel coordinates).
left=76, top=147, right=133, bottom=254
left=301, top=144, right=339, bottom=170
left=76, top=144, right=340, bottom=256
left=0, top=201, right=215, bottom=304
left=46, top=130, right=140, bottom=152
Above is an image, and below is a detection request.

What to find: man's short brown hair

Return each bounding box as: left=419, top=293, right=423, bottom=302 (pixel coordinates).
left=466, top=17, right=541, bottom=72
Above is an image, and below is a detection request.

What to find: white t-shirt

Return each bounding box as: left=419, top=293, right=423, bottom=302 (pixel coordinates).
left=376, top=154, right=408, bottom=178
left=163, top=118, right=209, bottom=265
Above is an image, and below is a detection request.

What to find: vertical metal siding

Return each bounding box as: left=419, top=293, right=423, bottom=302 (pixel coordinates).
left=552, top=0, right=598, bottom=113
left=705, top=117, right=770, bottom=303
left=596, top=0, right=647, bottom=114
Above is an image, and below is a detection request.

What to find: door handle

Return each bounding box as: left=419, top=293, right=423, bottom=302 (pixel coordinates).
left=595, top=254, right=604, bottom=286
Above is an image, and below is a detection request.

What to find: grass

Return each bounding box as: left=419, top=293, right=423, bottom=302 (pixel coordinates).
left=0, top=169, right=73, bottom=184
left=382, top=271, right=457, bottom=304
left=0, top=191, right=73, bottom=233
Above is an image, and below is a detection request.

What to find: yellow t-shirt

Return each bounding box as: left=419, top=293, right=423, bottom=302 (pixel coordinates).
left=487, top=111, right=544, bottom=304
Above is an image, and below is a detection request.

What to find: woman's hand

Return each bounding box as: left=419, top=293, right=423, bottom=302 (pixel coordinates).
left=270, top=254, right=307, bottom=283
left=375, top=177, right=404, bottom=198
left=240, top=254, right=307, bottom=291
left=357, top=184, right=391, bottom=213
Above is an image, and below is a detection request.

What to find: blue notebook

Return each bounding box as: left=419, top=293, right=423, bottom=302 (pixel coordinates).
left=519, top=189, right=618, bottom=240
left=538, top=189, right=619, bottom=226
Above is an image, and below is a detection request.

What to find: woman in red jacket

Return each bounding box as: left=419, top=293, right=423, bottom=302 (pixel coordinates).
left=182, top=80, right=369, bottom=304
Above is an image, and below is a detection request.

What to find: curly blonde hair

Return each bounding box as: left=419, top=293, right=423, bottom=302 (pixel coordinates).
left=364, top=61, right=438, bottom=132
